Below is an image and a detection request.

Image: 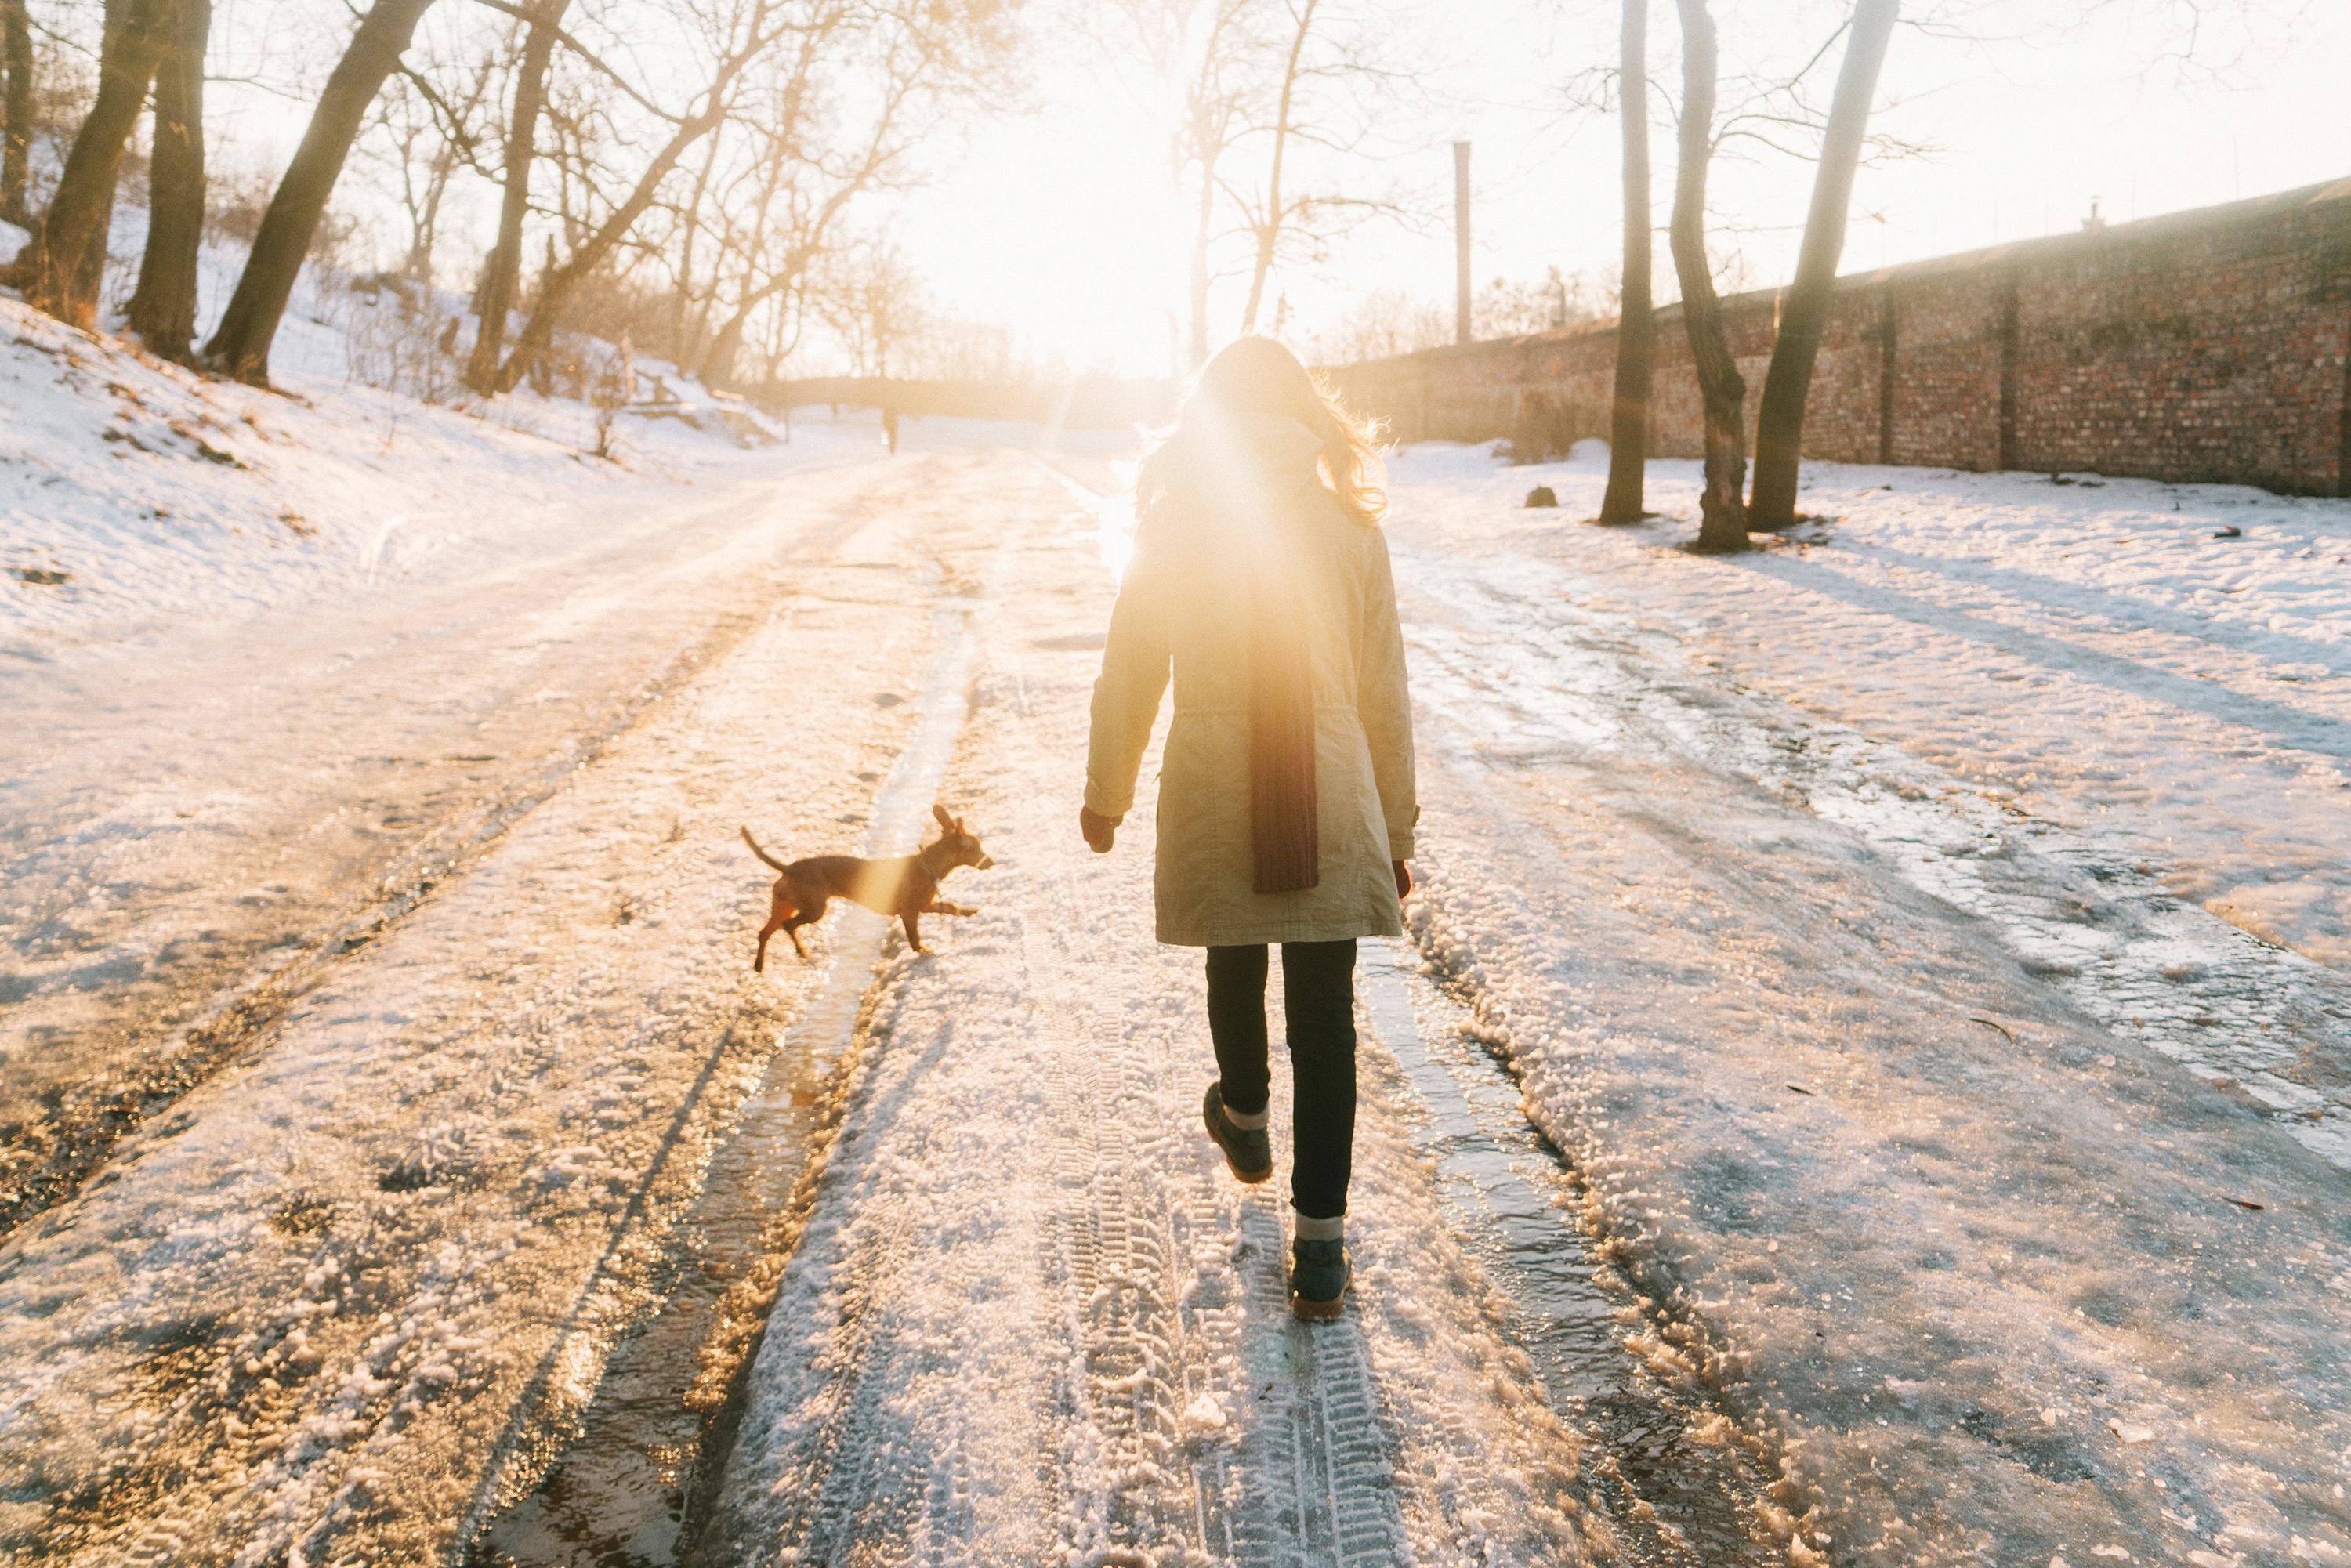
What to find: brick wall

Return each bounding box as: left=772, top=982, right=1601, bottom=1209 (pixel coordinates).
left=1324, top=179, right=2351, bottom=497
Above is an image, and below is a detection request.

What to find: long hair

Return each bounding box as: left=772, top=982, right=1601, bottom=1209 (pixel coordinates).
left=1137, top=336, right=1386, bottom=526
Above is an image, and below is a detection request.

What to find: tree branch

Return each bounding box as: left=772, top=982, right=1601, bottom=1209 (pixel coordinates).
left=469, top=0, right=681, bottom=125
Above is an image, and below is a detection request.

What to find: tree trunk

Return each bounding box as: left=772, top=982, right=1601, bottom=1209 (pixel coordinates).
left=494, top=102, right=730, bottom=395
left=465, top=0, right=564, bottom=392
left=1188, top=145, right=1213, bottom=369
left=668, top=131, right=726, bottom=368
left=6, top=0, right=174, bottom=325
left=1239, top=0, right=1317, bottom=339
left=203, top=0, right=437, bottom=383
left=125, top=0, right=209, bottom=361
left=1596, top=0, right=1653, bottom=525
left=700, top=263, right=799, bottom=391
left=1668, top=0, right=1748, bottom=553
left=71, top=164, right=120, bottom=306
left=1747, top=0, right=1898, bottom=530
left=699, top=264, right=794, bottom=390
left=401, top=142, right=455, bottom=284
left=1, top=0, right=31, bottom=228
left=701, top=311, right=748, bottom=392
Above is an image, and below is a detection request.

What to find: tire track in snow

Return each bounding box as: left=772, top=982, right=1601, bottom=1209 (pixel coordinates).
left=1029, top=458, right=1640, bottom=1568
left=476, top=577, right=987, bottom=1565
left=1033, top=904, right=1215, bottom=1564
left=1393, top=539, right=2351, bottom=1171
left=701, top=449, right=1730, bottom=1564
left=1359, top=940, right=1779, bottom=1567
left=1383, top=525, right=2351, bottom=1566
left=0, top=461, right=976, bottom=1567
left=0, top=470, right=907, bottom=1245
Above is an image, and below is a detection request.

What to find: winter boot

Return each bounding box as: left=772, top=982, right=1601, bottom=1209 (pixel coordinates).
left=1201, top=1082, right=1272, bottom=1185
left=1290, top=1214, right=1349, bottom=1320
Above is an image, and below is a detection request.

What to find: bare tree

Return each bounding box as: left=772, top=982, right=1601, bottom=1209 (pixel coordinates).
left=364, top=31, right=501, bottom=288
left=664, top=128, right=730, bottom=369
left=1668, top=0, right=1748, bottom=553
left=471, top=0, right=1009, bottom=397
left=205, top=0, right=440, bottom=382
left=691, top=1, right=989, bottom=391
left=1306, top=284, right=1447, bottom=363
left=125, top=0, right=210, bottom=360
left=1, top=0, right=30, bottom=226
left=1746, top=0, right=1897, bottom=531
left=465, top=0, right=566, bottom=390
left=1177, top=0, right=1252, bottom=368
left=817, top=234, right=922, bottom=378
left=1104, top=0, right=1420, bottom=368
left=1473, top=267, right=1600, bottom=338
left=4, top=0, right=176, bottom=325
left=1235, top=0, right=1314, bottom=336
left=1228, top=0, right=1413, bottom=341
left=486, top=0, right=792, bottom=393
left=1597, top=0, right=1653, bottom=526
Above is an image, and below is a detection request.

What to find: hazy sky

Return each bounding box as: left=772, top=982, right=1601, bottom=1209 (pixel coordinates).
left=195, top=0, right=2349, bottom=378
left=892, top=0, right=2350, bottom=375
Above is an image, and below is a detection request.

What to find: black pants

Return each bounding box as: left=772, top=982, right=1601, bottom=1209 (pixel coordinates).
left=1205, top=939, right=1357, bottom=1220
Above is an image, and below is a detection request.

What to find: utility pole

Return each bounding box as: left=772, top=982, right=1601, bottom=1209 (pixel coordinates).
left=1453, top=140, right=1472, bottom=345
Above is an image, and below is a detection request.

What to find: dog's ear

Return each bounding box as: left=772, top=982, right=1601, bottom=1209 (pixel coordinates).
left=932, top=803, right=955, bottom=831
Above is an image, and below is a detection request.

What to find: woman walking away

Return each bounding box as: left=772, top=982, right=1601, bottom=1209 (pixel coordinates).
left=1079, top=336, right=1418, bottom=1321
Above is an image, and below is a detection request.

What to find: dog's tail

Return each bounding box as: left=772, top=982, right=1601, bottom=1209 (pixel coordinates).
left=741, top=825, right=792, bottom=873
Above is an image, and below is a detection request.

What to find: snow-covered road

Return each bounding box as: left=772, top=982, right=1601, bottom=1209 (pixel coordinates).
left=1, top=446, right=900, bottom=1237
left=2, top=430, right=2347, bottom=1568
left=0, top=444, right=1019, bottom=1562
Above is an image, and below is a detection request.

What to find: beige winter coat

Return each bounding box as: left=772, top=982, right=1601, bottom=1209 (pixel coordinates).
left=1085, top=415, right=1418, bottom=947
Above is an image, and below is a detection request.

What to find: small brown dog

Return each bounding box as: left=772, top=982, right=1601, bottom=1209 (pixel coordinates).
left=741, top=805, right=994, bottom=969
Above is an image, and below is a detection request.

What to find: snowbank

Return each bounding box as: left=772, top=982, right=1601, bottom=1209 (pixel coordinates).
left=1391, top=442, right=2351, bottom=970
left=1382, top=440, right=2351, bottom=1566
left=0, top=288, right=880, bottom=649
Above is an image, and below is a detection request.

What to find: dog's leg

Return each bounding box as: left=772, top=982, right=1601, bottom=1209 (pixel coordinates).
left=755, top=888, right=799, bottom=974
left=783, top=895, right=824, bottom=960
left=922, top=899, right=977, bottom=918
left=901, top=911, right=925, bottom=953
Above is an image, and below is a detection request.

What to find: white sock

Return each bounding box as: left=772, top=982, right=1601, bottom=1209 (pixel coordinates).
left=1293, top=1212, right=1343, bottom=1241
left=1224, top=1103, right=1269, bottom=1131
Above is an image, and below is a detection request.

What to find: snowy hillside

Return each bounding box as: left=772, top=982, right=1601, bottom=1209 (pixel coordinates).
left=0, top=209, right=854, bottom=649
left=1375, top=442, right=2351, bottom=1566
left=1392, top=443, right=2351, bottom=976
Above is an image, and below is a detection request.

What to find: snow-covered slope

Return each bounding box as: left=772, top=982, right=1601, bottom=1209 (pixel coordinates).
left=1395, top=443, right=2351, bottom=972
left=0, top=288, right=857, bottom=650
left=1376, top=443, right=2351, bottom=1567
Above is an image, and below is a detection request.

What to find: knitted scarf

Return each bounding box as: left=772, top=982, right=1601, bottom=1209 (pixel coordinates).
left=1246, top=529, right=1318, bottom=894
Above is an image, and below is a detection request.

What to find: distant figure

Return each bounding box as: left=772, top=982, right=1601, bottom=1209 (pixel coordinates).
left=881, top=387, right=900, bottom=454
left=1081, top=336, right=1417, bottom=1321
left=1524, top=485, right=1558, bottom=508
